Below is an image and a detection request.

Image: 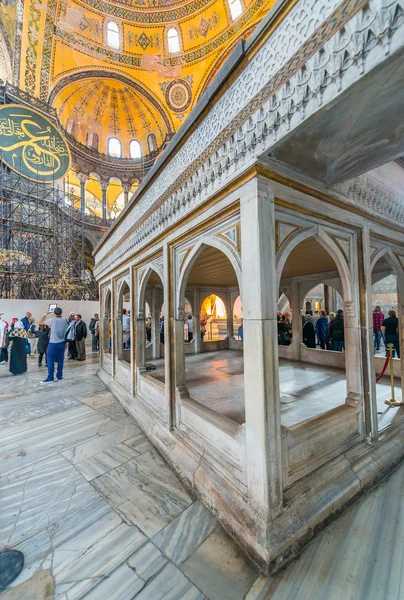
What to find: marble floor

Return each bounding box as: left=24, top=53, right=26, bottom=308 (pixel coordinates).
left=2, top=355, right=404, bottom=599
left=149, top=350, right=396, bottom=427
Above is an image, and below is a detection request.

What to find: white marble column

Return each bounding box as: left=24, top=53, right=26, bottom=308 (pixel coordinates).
left=151, top=286, right=161, bottom=360
left=193, top=288, right=201, bottom=354
left=240, top=176, right=283, bottom=520
left=163, top=244, right=175, bottom=428
left=174, top=309, right=188, bottom=398
left=226, top=291, right=234, bottom=341
left=290, top=280, right=301, bottom=361
left=361, top=225, right=378, bottom=440
left=130, top=265, right=136, bottom=396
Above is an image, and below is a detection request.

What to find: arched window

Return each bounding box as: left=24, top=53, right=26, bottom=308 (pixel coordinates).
left=228, top=0, right=243, bottom=20
left=147, top=133, right=157, bottom=153
left=129, top=140, right=142, bottom=159
left=66, top=118, right=78, bottom=137
left=108, top=137, right=122, bottom=158
left=167, top=27, right=180, bottom=54
left=86, top=132, right=99, bottom=150
left=106, top=21, right=120, bottom=50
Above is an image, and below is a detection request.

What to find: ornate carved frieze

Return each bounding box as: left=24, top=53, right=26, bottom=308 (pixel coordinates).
left=94, top=0, right=404, bottom=277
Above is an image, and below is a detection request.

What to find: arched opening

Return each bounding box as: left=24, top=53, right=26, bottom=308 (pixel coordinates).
left=228, top=0, right=243, bottom=21
left=147, top=133, right=158, bottom=153
left=200, top=294, right=227, bottom=341
left=279, top=236, right=350, bottom=425
left=371, top=255, right=403, bottom=430
left=176, top=243, right=244, bottom=424
left=138, top=268, right=165, bottom=381
left=108, top=137, right=122, bottom=158
left=86, top=131, right=99, bottom=150
left=129, top=140, right=142, bottom=159
left=117, top=280, right=131, bottom=364
left=66, top=117, right=78, bottom=136
left=103, top=289, right=112, bottom=354
left=106, top=21, right=120, bottom=50
left=167, top=27, right=180, bottom=54
left=108, top=178, right=124, bottom=218
left=233, top=294, right=243, bottom=340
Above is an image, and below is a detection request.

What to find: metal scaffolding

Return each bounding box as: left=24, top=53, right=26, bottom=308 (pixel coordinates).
left=0, top=157, right=99, bottom=300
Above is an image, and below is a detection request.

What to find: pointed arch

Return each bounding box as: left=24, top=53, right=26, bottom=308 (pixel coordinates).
left=276, top=225, right=353, bottom=303
left=137, top=263, right=164, bottom=318
left=371, top=247, right=404, bottom=297
left=177, top=237, right=242, bottom=318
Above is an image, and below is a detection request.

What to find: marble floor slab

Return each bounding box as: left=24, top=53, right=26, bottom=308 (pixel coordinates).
left=92, top=449, right=193, bottom=537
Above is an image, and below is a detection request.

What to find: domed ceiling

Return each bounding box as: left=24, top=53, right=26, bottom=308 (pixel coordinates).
left=53, top=77, right=171, bottom=156
left=0, top=0, right=276, bottom=162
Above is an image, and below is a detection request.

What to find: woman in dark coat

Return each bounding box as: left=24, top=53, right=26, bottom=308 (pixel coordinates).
left=35, top=325, right=50, bottom=367
left=302, top=314, right=316, bottom=348
left=9, top=321, right=28, bottom=375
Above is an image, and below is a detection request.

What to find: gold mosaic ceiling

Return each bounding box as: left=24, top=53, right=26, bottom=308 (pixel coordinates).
left=0, top=0, right=276, bottom=158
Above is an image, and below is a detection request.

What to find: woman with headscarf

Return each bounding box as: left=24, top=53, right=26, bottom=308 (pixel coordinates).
left=302, top=313, right=316, bottom=348
left=9, top=321, right=28, bottom=375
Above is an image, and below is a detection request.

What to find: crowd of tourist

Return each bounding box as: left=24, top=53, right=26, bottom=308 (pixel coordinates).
left=0, top=309, right=100, bottom=381
left=277, top=305, right=400, bottom=357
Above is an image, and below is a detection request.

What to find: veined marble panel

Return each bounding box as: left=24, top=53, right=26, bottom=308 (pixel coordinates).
left=60, top=423, right=140, bottom=464
left=0, top=405, right=121, bottom=474
left=153, top=501, right=218, bottom=565
left=122, top=432, right=154, bottom=455
left=79, top=392, right=118, bottom=409
left=52, top=523, right=146, bottom=598
left=92, top=449, right=193, bottom=537
left=74, top=442, right=140, bottom=481
left=0, top=453, right=100, bottom=548
left=127, top=540, right=167, bottom=582
left=134, top=563, right=204, bottom=600
left=80, top=563, right=144, bottom=600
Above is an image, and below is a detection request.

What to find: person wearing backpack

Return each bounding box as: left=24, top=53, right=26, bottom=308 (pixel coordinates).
left=89, top=314, right=99, bottom=352
left=35, top=324, right=50, bottom=367
left=27, top=317, right=37, bottom=357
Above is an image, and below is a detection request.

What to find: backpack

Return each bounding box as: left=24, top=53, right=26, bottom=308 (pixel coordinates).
left=27, top=323, right=36, bottom=338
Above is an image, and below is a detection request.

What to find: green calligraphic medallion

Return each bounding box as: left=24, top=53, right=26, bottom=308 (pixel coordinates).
left=0, top=104, right=71, bottom=182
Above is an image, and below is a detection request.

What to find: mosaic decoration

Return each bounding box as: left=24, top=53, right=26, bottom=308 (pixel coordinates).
left=93, top=83, right=109, bottom=124
left=80, top=15, right=102, bottom=39
left=125, top=88, right=152, bottom=132
left=165, top=79, right=192, bottom=113
left=126, top=30, right=160, bottom=49
left=137, top=32, right=150, bottom=49
left=109, top=88, right=120, bottom=135
left=119, top=89, right=138, bottom=136
left=72, top=0, right=216, bottom=23
left=188, top=11, right=220, bottom=41
left=73, top=80, right=103, bottom=118
left=0, top=104, right=71, bottom=182
left=40, top=0, right=58, bottom=101
left=24, top=0, right=41, bottom=94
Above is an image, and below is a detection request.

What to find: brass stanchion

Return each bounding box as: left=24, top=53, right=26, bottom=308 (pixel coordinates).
left=384, top=343, right=403, bottom=406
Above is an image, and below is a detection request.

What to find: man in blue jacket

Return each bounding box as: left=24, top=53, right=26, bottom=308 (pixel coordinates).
left=315, top=309, right=329, bottom=349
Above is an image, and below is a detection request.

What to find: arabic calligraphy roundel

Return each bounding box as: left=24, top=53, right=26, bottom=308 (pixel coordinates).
left=0, top=104, right=71, bottom=183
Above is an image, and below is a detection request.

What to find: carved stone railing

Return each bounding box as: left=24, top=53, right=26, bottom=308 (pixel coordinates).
left=94, top=0, right=404, bottom=278
left=334, top=174, right=404, bottom=225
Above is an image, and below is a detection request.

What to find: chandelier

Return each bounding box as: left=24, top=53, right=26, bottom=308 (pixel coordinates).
left=42, top=263, right=85, bottom=300
left=0, top=249, right=32, bottom=267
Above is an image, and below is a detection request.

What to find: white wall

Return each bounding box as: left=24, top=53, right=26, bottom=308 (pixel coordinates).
left=0, top=300, right=100, bottom=326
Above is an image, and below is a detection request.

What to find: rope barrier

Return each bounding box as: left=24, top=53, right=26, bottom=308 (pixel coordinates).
left=375, top=355, right=390, bottom=382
